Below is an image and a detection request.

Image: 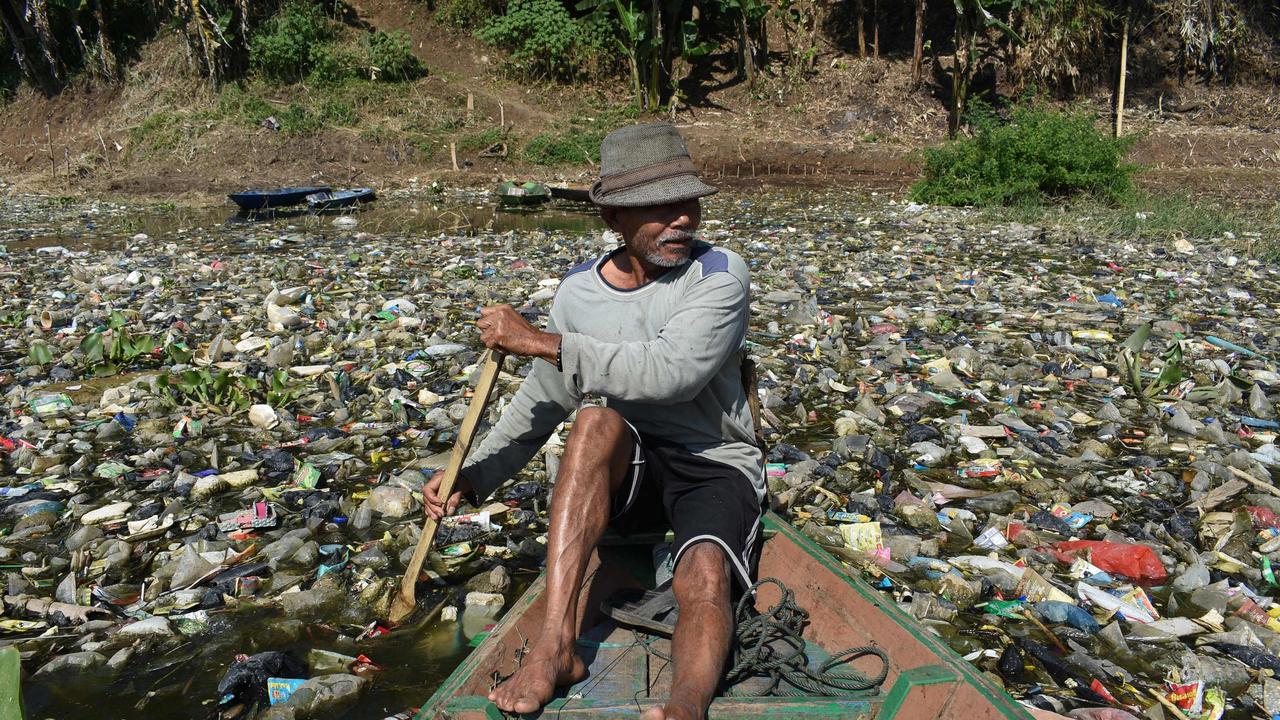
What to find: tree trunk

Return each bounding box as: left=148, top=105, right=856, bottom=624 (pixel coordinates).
left=25, top=0, right=64, bottom=84
left=91, top=0, right=118, bottom=80
left=855, top=0, right=865, bottom=58
left=739, top=13, right=754, bottom=87
left=72, top=21, right=90, bottom=70
left=0, top=0, right=44, bottom=87
left=949, top=22, right=974, bottom=138
left=645, top=0, right=660, bottom=108
left=872, top=0, right=879, bottom=59
left=806, top=0, right=822, bottom=71
left=656, top=0, right=684, bottom=106
left=628, top=52, right=641, bottom=101
left=911, top=0, right=925, bottom=86
left=754, top=15, right=766, bottom=72
left=188, top=0, right=222, bottom=86
left=1114, top=7, right=1130, bottom=137
left=237, top=0, right=249, bottom=51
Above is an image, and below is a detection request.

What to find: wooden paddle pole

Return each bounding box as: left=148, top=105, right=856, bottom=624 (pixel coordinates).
left=388, top=350, right=506, bottom=626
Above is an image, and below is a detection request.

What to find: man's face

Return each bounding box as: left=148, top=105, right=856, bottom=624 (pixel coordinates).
left=605, top=198, right=702, bottom=269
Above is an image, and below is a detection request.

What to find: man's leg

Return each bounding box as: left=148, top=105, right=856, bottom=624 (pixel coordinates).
left=488, top=406, right=635, bottom=714
left=641, top=542, right=733, bottom=720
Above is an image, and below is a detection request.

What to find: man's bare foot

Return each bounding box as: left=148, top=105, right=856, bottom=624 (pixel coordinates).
left=640, top=696, right=705, bottom=720
left=487, top=648, right=587, bottom=714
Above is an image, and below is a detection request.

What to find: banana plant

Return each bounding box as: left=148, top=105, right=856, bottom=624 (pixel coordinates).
left=577, top=0, right=649, bottom=104
left=948, top=0, right=1023, bottom=137
left=578, top=0, right=699, bottom=109
left=1116, top=322, right=1186, bottom=402
left=718, top=0, right=770, bottom=87
left=619, top=0, right=651, bottom=103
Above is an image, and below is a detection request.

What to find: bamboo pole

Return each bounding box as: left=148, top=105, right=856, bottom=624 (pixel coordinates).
left=45, top=123, right=55, bottom=178
left=1115, top=8, right=1131, bottom=138
left=388, top=352, right=505, bottom=625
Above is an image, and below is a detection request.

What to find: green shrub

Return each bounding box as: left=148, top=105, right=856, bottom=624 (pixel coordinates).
left=263, top=96, right=357, bottom=134
left=250, top=1, right=333, bottom=82
left=318, top=97, right=357, bottom=126
left=435, top=0, right=503, bottom=29
left=277, top=102, right=322, bottom=134
left=522, top=128, right=603, bottom=165
left=573, top=10, right=618, bottom=76
left=408, top=134, right=441, bottom=160
left=365, top=30, right=425, bottom=81
left=127, top=111, right=210, bottom=158
left=308, top=43, right=360, bottom=85
left=477, top=0, right=608, bottom=80
left=459, top=127, right=503, bottom=151
left=218, top=85, right=276, bottom=125
left=910, top=104, right=1138, bottom=207
left=127, top=111, right=182, bottom=156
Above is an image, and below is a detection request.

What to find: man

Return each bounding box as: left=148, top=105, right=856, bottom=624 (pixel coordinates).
left=424, top=122, right=764, bottom=720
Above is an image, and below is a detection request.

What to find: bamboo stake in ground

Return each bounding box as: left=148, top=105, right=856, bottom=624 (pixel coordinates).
left=388, top=350, right=505, bottom=626
left=1115, top=7, right=1130, bottom=137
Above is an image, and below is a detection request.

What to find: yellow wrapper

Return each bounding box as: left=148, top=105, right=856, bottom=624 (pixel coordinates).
left=1016, top=567, right=1076, bottom=605
left=840, top=522, right=884, bottom=553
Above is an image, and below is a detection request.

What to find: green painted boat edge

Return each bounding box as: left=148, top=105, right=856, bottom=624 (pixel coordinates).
left=418, top=511, right=1033, bottom=720
left=762, top=513, right=1033, bottom=720
left=0, top=645, right=23, bottom=720
left=876, top=665, right=959, bottom=720
left=442, top=697, right=507, bottom=719
left=444, top=694, right=875, bottom=717
left=417, top=565, right=549, bottom=719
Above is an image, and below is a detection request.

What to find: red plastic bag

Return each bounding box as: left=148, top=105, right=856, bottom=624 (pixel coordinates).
left=1052, top=540, right=1168, bottom=584
left=1246, top=506, right=1280, bottom=529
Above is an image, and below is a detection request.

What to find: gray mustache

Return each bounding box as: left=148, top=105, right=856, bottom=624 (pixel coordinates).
left=660, top=232, right=694, bottom=244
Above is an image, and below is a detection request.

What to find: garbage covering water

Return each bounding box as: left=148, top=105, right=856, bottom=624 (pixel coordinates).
left=0, top=188, right=1277, bottom=719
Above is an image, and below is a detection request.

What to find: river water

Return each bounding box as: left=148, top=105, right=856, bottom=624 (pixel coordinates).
left=6, top=185, right=1277, bottom=719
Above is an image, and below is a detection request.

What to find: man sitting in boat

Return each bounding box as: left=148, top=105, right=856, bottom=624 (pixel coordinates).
left=424, top=122, right=764, bottom=720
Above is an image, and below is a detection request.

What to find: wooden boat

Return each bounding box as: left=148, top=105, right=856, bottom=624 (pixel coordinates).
left=306, top=188, right=376, bottom=211
left=228, top=186, right=331, bottom=210
left=549, top=184, right=592, bottom=203
left=497, top=181, right=552, bottom=208
left=418, top=511, right=1033, bottom=719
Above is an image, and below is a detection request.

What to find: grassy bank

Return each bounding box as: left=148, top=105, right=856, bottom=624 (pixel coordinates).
left=121, top=76, right=635, bottom=168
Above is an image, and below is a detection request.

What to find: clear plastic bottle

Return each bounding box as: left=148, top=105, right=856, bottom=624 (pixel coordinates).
left=353, top=499, right=372, bottom=531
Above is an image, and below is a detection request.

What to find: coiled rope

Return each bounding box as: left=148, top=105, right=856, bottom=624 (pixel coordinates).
left=637, top=577, right=890, bottom=698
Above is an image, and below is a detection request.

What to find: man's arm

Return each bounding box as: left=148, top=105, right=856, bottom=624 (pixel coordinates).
left=461, top=313, right=579, bottom=501
left=559, top=271, right=748, bottom=405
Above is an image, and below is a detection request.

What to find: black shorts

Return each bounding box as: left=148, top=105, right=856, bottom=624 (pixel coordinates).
left=610, top=422, right=764, bottom=592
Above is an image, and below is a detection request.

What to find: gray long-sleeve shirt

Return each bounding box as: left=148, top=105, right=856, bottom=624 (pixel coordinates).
left=460, top=241, right=764, bottom=502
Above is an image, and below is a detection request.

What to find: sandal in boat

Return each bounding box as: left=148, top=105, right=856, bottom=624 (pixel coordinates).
left=601, top=584, right=679, bottom=637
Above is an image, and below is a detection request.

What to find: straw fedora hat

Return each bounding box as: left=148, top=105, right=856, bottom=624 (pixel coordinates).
left=589, top=123, right=718, bottom=207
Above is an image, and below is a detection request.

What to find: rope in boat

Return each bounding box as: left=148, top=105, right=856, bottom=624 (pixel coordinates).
left=636, top=577, right=890, bottom=697
left=725, top=578, right=889, bottom=697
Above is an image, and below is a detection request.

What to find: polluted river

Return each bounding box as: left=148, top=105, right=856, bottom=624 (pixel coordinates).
left=1, top=187, right=1278, bottom=719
